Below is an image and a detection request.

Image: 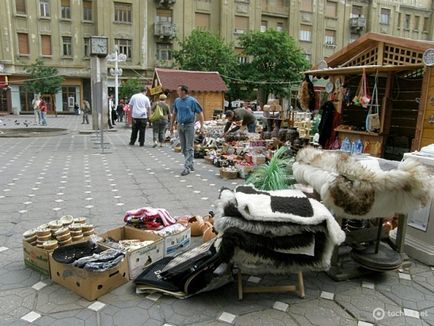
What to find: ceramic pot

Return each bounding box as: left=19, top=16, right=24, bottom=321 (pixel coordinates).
left=188, top=216, right=204, bottom=236
left=202, top=223, right=217, bottom=242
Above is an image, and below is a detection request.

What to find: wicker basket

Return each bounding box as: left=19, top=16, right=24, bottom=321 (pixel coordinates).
left=220, top=168, right=238, bottom=179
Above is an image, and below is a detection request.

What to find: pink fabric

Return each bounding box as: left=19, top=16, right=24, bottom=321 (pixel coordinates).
left=124, top=207, right=176, bottom=229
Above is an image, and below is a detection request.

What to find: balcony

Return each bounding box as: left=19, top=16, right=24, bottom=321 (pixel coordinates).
left=155, top=0, right=175, bottom=8
left=154, top=22, right=176, bottom=39
left=350, top=17, right=366, bottom=31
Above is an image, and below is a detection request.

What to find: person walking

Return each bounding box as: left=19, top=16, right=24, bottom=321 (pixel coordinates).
left=31, top=95, right=41, bottom=125
left=39, top=99, right=48, bottom=126
left=82, top=99, right=91, bottom=124
left=150, top=94, right=170, bottom=148
left=170, top=85, right=204, bottom=176
left=129, top=88, right=151, bottom=147
left=116, top=99, right=125, bottom=122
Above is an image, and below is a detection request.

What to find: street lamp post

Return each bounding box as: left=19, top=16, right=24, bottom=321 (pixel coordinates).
left=107, top=46, right=127, bottom=111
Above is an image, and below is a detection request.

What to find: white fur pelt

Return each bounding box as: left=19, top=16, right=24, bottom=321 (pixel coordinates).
left=293, top=147, right=433, bottom=219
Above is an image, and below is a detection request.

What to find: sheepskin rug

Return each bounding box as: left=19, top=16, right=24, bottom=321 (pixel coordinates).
left=293, top=147, right=433, bottom=219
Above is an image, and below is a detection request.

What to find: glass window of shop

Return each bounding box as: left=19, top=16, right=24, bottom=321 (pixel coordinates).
left=19, top=86, right=34, bottom=112
left=62, top=86, right=78, bottom=112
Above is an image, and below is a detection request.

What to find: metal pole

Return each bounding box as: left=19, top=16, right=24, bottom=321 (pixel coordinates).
left=114, top=48, right=119, bottom=110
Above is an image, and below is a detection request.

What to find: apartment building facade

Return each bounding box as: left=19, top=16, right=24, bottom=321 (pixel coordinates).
left=0, top=0, right=433, bottom=114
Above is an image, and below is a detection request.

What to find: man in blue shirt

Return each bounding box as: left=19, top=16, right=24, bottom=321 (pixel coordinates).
left=170, top=85, right=204, bottom=176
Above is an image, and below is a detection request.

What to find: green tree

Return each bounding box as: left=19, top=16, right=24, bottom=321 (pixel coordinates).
left=24, top=59, right=64, bottom=96
left=239, top=29, right=309, bottom=104
left=119, top=78, right=143, bottom=100
left=173, top=29, right=241, bottom=104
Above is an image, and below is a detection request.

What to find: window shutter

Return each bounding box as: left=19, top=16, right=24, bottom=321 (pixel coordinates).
left=41, top=35, right=52, bottom=55
left=18, top=33, right=29, bottom=54
left=16, top=0, right=26, bottom=14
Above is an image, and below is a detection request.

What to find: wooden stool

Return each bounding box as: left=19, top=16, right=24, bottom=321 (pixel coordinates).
left=236, top=270, right=305, bottom=300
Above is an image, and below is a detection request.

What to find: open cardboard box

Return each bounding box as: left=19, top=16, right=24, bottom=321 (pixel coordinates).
left=99, top=226, right=164, bottom=280
left=49, top=246, right=129, bottom=301
left=23, top=240, right=51, bottom=277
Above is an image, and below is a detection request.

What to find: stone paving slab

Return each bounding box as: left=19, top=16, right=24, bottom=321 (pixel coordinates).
left=1, top=115, right=434, bottom=326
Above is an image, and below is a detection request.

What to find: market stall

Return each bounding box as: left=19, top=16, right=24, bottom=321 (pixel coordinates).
left=305, top=32, right=434, bottom=160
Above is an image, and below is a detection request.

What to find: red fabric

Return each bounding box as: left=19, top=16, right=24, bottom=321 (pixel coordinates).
left=325, top=110, right=341, bottom=149
left=39, top=100, right=48, bottom=112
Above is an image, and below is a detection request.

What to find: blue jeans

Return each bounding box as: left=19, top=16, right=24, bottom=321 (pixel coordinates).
left=40, top=112, right=47, bottom=126
left=178, top=123, right=195, bottom=170
left=247, top=122, right=256, bottom=133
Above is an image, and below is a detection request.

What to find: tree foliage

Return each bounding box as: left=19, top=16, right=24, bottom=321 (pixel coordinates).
left=173, top=29, right=239, bottom=79
left=24, top=59, right=64, bottom=95
left=119, top=78, right=143, bottom=100
left=239, top=29, right=309, bottom=102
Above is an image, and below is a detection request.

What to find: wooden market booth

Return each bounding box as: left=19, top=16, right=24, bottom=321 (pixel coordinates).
left=151, top=68, right=227, bottom=121
left=306, top=32, right=434, bottom=160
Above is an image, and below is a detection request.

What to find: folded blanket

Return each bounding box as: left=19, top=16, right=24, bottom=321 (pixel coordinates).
left=215, top=185, right=345, bottom=274
left=124, top=207, right=176, bottom=229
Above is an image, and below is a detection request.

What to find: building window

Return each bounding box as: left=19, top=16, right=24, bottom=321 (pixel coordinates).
left=276, top=22, right=284, bottom=32
left=195, top=13, right=210, bottom=30
left=324, top=29, right=336, bottom=45
left=236, top=48, right=248, bottom=64
left=83, top=37, right=90, bottom=57
left=156, top=44, right=172, bottom=61
left=299, top=25, right=312, bottom=42
left=325, top=1, right=337, bottom=18
left=62, top=36, right=72, bottom=56
left=301, top=0, right=313, bottom=12
left=115, top=39, right=132, bottom=59
left=404, top=14, right=411, bottom=30
left=380, top=8, right=390, bottom=25
left=40, top=0, right=50, bottom=17
left=61, top=0, right=71, bottom=19
left=423, top=17, right=429, bottom=32
left=114, top=2, right=132, bottom=23
left=157, top=9, right=172, bottom=23
left=351, top=5, right=362, bottom=18
left=414, top=16, right=420, bottom=31
left=62, top=86, right=78, bottom=112
left=18, top=33, right=29, bottom=55
left=83, top=0, right=93, bottom=21
left=260, top=20, right=267, bottom=32
left=41, top=35, right=52, bottom=56
left=15, top=0, right=26, bottom=14
left=234, top=16, right=249, bottom=34
left=397, top=13, right=401, bottom=29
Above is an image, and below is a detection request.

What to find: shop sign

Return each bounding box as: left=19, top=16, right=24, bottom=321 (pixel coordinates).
left=150, top=85, right=163, bottom=95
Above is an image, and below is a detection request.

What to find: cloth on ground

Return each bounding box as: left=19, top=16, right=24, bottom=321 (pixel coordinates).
left=72, top=248, right=124, bottom=272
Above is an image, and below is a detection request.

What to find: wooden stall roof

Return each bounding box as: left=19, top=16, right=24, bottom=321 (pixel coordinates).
left=306, top=64, right=425, bottom=76
left=310, top=32, right=433, bottom=72
left=153, top=68, right=228, bottom=92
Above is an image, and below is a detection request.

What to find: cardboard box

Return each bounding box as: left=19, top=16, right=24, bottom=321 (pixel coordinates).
left=23, top=240, right=51, bottom=277
left=50, top=250, right=128, bottom=301
left=162, top=225, right=191, bottom=257
left=99, top=226, right=164, bottom=280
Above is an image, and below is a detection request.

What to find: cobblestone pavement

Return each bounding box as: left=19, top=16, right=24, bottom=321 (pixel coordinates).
left=0, top=115, right=433, bottom=326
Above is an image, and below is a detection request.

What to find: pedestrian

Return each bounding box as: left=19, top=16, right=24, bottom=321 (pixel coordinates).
left=39, top=99, right=48, bottom=126
left=82, top=99, right=91, bottom=124
left=170, top=85, right=204, bottom=176
left=150, top=94, right=170, bottom=148
left=109, top=95, right=117, bottom=126
left=223, top=107, right=257, bottom=136
left=74, top=103, right=80, bottom=115
left=108, top=95, right=114, bottom=129
left=31, top=94, right=41, bottom=125
left=116, top=99, right=125, bottom=122
left=129, top=88, right=151, bottom=147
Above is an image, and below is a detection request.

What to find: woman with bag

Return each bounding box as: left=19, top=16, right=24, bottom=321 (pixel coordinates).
left=39, top=99, right=48, bottom=126
left=150, top=94, right=170, bottom=148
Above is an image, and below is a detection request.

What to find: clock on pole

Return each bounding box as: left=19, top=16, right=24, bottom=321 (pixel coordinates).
left=90, top=36, right=108, bottom=57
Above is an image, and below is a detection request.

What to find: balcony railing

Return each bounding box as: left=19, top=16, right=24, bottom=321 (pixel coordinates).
left=350, top=17, right=366, bottom=30
left=154, top=22, right=176, bottom=39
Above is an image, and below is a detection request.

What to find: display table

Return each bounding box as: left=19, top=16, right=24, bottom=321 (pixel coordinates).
left=391, top=153, right=434, bottom=265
